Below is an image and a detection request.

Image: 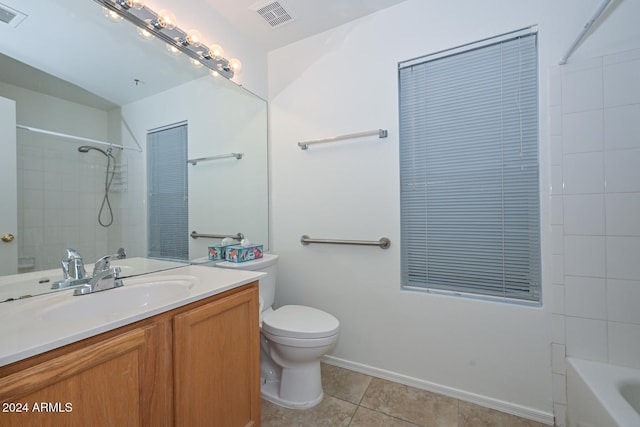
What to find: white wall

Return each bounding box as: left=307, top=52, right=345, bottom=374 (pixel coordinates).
left=268, top=0, right=640, bottom=424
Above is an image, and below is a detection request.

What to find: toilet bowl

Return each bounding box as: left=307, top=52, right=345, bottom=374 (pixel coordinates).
left=215, top=254, right=339, bottom=409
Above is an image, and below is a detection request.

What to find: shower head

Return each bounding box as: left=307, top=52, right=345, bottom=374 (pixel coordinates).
left=78, top=145, right=113, bottom=158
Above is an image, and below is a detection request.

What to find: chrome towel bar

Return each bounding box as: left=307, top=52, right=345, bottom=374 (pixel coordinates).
left=300, top=235, right=390, bottom=249
left=187, top=153, right=243, bottom=165
left=298, top=129, right=388, bottom=150
left=190, top=231, right=244, bottom=241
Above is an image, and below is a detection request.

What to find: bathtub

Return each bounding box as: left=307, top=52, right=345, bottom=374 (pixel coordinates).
left=567, top=358, right=640, bottom=427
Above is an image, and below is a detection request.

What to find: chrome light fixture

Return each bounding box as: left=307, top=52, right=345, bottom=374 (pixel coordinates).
left=93, top=0, right=241, bottom=80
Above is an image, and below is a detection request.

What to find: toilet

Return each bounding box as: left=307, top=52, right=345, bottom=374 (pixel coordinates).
left=215, top=254, right=339, bottom=409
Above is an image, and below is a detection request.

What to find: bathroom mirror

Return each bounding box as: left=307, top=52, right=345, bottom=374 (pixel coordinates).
left=0, top=0, right=268, bottom=299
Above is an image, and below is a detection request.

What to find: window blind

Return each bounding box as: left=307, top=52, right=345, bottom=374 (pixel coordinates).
left=399, top=30, right=540, bottom=303
left=147, top=123, right=189, bottom=261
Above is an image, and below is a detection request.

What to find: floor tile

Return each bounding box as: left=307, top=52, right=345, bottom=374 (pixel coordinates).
left=321, top=363, right=372, bottom=404
left=350, top=406, right=422, bottom=427
left=360, top=378, right=459, bottom=427
left=458, top=401, right=547, bottom=427
left=260, top=396, right=357, bottom=427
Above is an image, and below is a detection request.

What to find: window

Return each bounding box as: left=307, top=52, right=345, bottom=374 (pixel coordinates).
left=147, top=123, right=189, bottom=261
left=399, top=28, right=540, bottom=303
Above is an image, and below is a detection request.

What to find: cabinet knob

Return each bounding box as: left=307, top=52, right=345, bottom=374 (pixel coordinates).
left=1, top=233, right=15, bottom=243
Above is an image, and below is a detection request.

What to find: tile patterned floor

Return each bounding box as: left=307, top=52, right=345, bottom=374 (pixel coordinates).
left=261, top=363, right=549, bottom=427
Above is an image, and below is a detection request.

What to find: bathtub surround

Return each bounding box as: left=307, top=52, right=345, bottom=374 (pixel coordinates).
left=268, top=0, right=640, bottom=425
left=549, top=46, right=640, bottom=424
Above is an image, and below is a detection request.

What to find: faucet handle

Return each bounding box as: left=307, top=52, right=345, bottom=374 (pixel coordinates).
left=93, top=255, right=113, bottom=277
left=65, top=248, right=82, bottom=261
left=63, top=248, right=86, bottom=280
left=116, top=247, right=126, bottom=259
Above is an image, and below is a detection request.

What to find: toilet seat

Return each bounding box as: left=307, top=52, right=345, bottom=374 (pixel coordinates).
left=262, top=305, right=339, bottom=339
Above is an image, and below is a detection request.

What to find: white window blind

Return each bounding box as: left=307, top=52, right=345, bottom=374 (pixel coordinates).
left=147, top=123, right=189, bottom=261
left=399, top=29, right=540, bottom=303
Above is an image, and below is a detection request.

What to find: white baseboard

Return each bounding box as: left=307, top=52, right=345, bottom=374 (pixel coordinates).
left=322, top=355, right=555, bottom=426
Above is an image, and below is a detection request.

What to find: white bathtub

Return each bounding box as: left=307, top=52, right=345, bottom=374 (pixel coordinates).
left=567, top=358, right=640, bottom=427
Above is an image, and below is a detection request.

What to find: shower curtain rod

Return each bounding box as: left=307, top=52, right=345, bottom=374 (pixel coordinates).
left=16, top=125, right=143, bottom=152
left=559, top=0, right=614, bottom=65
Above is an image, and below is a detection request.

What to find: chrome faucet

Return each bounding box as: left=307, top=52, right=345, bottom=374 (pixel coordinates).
left=52, top=249, right=90, bottom=289
left=74, top=267, right=123, bottom=296
left=52, top=248, right=127, bottom=290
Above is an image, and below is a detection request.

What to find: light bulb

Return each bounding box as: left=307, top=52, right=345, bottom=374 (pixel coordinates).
left=155, top=9, right=176, bottom=30
left=185, top=30, right=202, bottom=47
left=126, top=0, right=144, bottom=9
left=210, top=69, right=220, bottom=78
left=116, top=0, right=144, bottom=9
left=103, top=7, right=123, bottom=22
left=229, top=58, right=242, bottom=73
left=189, top=58, right=203, bottom=68
left=166, top=44, right=180, bottom=55
left=137, top=27, right=153, bottom=40
left=208, top=44, right=224, bottom=60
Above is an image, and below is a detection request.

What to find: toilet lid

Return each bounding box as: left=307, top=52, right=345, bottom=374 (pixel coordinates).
left=262, top=305, right=339, bottom=339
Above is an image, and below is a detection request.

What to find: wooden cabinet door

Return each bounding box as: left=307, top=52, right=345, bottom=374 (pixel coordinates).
left=0, top=323, right=169, bottom=427
left=174, top=285, right=260, bottom=427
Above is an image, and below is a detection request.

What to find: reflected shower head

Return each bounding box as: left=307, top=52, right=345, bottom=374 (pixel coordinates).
left=78, top=145, right=113, bottom=158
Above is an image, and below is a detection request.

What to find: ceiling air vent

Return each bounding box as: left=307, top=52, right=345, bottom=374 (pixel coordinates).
left=250, top=0, right=295, bottom=29
left=0, top=2, right=26, bottom=28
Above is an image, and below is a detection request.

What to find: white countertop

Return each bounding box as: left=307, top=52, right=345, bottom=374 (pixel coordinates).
left=0, top=257, right=189, bottom=302
left=0, top=264, right=264, bottom=367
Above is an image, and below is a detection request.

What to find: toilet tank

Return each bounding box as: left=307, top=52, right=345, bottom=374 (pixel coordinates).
left=215, top=254, right=278, bottom=310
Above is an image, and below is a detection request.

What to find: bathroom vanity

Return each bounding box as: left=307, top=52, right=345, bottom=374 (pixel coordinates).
left=0, top=265, right=263, bottom=426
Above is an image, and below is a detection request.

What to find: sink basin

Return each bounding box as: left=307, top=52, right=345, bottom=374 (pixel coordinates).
left=37, top=275, right=197, bottom=322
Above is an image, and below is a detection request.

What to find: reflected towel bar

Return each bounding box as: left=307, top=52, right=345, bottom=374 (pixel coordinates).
left=190, top=231, right=244, bottom=240
left=187, top=153, right=243, bottom=165
left=300, top=235, right=390, bottom=249
left=298, top=129, right=388, bottom=150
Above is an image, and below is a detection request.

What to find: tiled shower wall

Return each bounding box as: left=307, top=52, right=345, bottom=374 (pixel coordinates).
left=16, top=135, right=125, bottom=272
left=550, top=48, right=640, bottom=426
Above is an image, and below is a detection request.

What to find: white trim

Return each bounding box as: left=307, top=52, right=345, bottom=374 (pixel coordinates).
left=399, top=26, right=538, bottom=69
left=559, top=0, right=614, bottom=65
left=322, top=355, right=555, bottom=426
left=148, top=120, right=188, bottom=134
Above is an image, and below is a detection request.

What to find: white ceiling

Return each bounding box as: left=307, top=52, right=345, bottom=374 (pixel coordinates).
left=0, top=0, right=409, bottom=108
left=205, top=0, right=410, bottom=51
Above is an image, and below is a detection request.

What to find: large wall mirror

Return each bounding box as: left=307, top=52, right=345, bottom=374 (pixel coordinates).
left=0, top=0, right=268, bottom=299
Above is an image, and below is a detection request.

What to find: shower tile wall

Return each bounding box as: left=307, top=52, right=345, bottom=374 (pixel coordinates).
left=550, top=48, right=640, bottom=426
left=16, top=137, right=120, bottom=272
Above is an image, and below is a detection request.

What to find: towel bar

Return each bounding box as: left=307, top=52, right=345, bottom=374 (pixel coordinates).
left=190, top=231, right=244, bottom=241
left=298, top=129, right=387, bottom=150
left=300, top=235, right=390, bottom=249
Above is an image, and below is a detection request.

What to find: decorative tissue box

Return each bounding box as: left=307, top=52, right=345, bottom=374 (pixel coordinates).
left=208, top=244, right=233, bottom=261
left=225, top=244, right=264, bottom=263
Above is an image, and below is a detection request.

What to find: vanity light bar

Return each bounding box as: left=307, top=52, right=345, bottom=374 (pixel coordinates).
left=93, top=0, right=236, bottom=79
